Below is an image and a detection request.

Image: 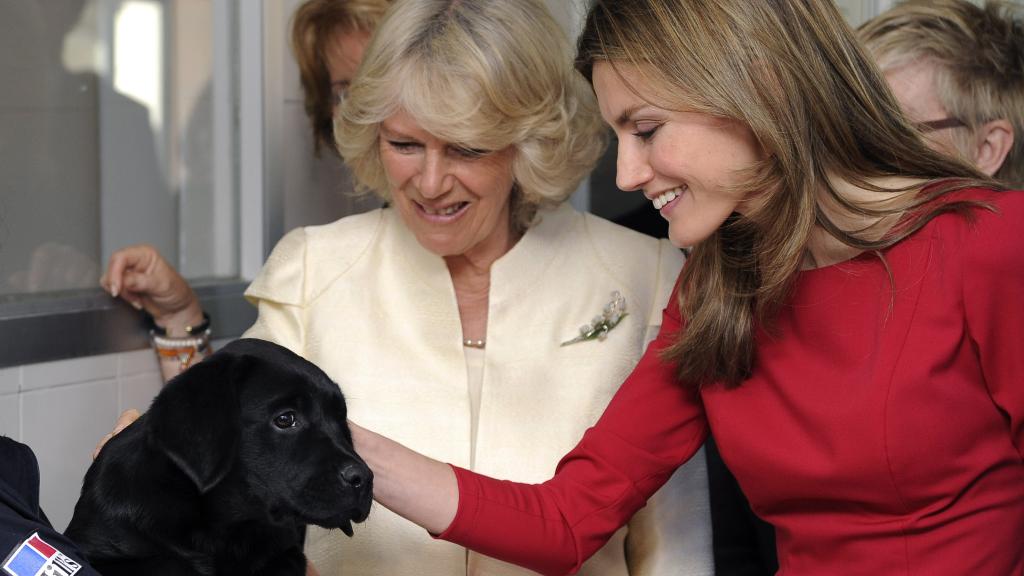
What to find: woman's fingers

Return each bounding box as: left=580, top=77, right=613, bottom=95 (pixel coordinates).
left=102, top=245, right=155, bottom=298
left=92, top=409, right=143, bottom=460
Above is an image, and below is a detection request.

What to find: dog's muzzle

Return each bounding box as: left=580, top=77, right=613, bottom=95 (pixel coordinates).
left=337, top=460, right=373, bottom=536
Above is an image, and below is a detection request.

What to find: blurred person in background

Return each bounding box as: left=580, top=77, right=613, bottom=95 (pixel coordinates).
left=861, top=0, right=1023, bottom=187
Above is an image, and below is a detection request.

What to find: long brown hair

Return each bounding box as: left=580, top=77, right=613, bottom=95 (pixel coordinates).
left=576, top=0, right=1002, bottom=389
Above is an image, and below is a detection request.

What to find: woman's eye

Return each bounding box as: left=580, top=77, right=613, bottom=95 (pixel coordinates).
left=632, top=123, right=660, bottom=142
left=451, top=146, right=489, bottom=159
left=387, top=140, right=421, bottom=153
left=273, top=411, right=298, bottom=429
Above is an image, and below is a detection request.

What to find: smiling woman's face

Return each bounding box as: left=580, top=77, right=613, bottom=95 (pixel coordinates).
left=378, top=109, right=518, bottom=259
left=593, top=62, right=764, bottom=248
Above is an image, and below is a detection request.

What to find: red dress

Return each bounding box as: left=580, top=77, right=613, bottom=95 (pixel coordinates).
left=439, top=188, right=1024, bottom=575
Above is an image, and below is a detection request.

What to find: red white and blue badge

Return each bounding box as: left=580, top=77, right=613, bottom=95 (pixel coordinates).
left=2, top=533, right=81, bottom=576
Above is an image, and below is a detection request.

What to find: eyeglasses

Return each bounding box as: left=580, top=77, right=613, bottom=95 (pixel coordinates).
left=915, top=117, right=968, bottom=133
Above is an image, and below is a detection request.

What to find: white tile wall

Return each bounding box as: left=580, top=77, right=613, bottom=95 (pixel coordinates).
left=22, top=353, right=118, bottom=392
left=24, top=379, right=119, bottom=531
left=7, top=346, right=166, bottom=532
left=118, top=348, right=160, bottom=377
left=0, top=393, right=18, bottom=440
left=0, top=366, right=19, bottom=396
left=119, top=372, right=164, bottom=415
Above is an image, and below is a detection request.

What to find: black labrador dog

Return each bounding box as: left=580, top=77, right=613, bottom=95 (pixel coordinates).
left=65, top=338, right=372, bottom=576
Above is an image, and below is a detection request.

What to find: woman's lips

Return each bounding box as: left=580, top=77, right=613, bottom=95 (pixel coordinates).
left=416, top=200, right=469, bottom=222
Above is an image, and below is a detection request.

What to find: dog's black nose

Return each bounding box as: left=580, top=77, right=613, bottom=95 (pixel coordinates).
left=341, top=463, right=369, bottom=489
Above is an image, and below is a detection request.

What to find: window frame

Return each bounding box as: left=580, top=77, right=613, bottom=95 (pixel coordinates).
left=0, top=0, right=276, bottom=369
left=0, top=281, right=256, bottom=368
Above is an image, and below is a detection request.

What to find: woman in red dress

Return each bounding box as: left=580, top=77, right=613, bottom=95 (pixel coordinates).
left=349, top=0, right=1024, bottom=573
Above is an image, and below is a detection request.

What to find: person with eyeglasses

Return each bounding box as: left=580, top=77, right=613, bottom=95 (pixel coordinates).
left=860, top=0, right=1023, bottom=188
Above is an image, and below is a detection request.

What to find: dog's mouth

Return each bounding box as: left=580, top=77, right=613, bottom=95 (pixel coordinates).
left=334, top=504, right=370, bottom=537
left=307, top=504, right=369, bottom=536
left=340, top=491, right=373, bottom=537
left=340, top=519, right=354, bottom=537
left=316, top=483, right=372, bottom=537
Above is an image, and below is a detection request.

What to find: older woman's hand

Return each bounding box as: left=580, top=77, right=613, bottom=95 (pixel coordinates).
left=100, top=244, right=205, bottom=335
left=92, top=409, right=142, bottom=460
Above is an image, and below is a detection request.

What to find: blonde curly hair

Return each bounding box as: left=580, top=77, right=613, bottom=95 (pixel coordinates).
left=334, top=0, right=606, bottom=231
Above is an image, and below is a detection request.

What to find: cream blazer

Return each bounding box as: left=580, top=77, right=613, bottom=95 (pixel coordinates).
left=243, top=203, right=713, bottom=576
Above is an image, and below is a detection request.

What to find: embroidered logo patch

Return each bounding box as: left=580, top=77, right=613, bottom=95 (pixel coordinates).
left=2, top=533, right=81, bottom=576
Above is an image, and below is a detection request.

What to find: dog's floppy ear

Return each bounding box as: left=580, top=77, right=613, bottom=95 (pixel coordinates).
left=147, top=350, right=245, bottom=494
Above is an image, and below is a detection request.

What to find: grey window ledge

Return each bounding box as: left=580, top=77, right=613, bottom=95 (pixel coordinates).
left=0, top=280, right=257, bottom=368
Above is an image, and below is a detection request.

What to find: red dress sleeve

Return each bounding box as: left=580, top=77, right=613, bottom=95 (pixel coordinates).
left=439, top=300, right=709, bottom=575
left=961, top=189, right=1024, bottom=458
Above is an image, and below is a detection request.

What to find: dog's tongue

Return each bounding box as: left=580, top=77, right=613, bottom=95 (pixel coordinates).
left=340, top=519, right=353, bottom=537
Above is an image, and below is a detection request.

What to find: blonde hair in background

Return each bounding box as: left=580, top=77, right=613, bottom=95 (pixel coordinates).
left=859, top=0, right=1024, bottom=188
left=291, top=0, right=391, bottom=154
left=577, top=0, right=998, bottom=389
left=335, top=0, right=606, bottom=231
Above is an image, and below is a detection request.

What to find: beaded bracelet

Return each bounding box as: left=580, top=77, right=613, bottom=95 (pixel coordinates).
left=147, top=311, right=211, bottom=337
left=151, top=328, right=212, bottom=372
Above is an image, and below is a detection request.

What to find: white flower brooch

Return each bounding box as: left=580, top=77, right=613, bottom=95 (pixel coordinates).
left=561, top=291, right=628, bottom=346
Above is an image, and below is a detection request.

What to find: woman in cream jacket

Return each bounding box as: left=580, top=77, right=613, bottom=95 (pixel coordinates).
left=246, top=2, right=712, bottom=574
left=260, top=1, right=714, bottom=573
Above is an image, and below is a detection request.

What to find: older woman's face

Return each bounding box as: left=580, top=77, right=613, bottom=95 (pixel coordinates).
left=379, top=109, right=517, bottom=258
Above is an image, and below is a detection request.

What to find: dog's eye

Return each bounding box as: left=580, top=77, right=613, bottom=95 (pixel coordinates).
left=273, top=411, right=298, bottom=429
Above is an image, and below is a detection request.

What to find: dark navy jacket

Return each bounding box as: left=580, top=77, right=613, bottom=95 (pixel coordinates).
left=0, top=437, right=98, bottom=576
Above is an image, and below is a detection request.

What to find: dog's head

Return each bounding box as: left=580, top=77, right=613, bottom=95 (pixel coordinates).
left=146, top=338, right=372, bottom=535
